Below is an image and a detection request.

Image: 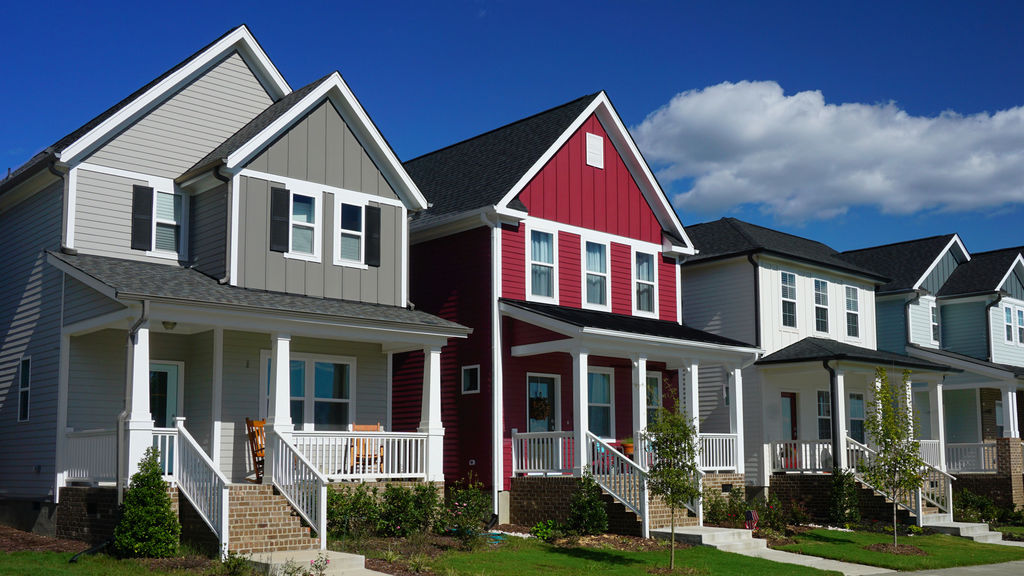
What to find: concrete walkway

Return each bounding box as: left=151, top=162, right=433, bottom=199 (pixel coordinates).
left=902, top=560, right=1024, bottom=575
left=743, top=547, right=894, bottom=576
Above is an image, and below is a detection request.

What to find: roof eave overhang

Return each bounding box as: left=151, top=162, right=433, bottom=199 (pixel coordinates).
left=756, top=355, right=956, bottom=375
left=686, top=250, right=887, bottom=284
left=906, top=346, right=1017, bottom=381
left=410, top=205, right=527, bottom=244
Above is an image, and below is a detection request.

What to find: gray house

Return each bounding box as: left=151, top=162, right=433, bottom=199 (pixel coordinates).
left=0, top=25, right=468, bottom=554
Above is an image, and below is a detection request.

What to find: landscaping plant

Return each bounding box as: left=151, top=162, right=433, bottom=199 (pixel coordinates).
left=443, top=475, right=492, bottom=548
left=565, top=472, right=608, bottom=535
left=643, top=404, right=701, bottom=569
left=112, top=446, right=181, bottom=558
left=828, top=467, right=861, bottom=527
left=326, top=483, right=380, bottom=537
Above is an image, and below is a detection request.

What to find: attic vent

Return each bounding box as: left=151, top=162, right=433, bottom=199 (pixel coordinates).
left=586, top=133, right=604, bottom=169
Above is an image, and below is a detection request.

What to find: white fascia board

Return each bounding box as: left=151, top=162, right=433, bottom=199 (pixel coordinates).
left=995, top=254, right=1024, bottom=293
left=58, top=26, right=290, bottom=164
left=912, top=234, right=972, bottom=290
left=225, top=72, right=427, bottom=211
left=498, top=302, right=583, bottom=338
left=45, top=253, right=118, bottom=300
left=410, top=206, right=526, bottom=244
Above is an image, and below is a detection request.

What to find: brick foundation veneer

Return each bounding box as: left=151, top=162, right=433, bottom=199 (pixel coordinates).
left=55, top=486, right=179, bottom=545
left=769, top=473, right=916, bottom=524
left=954, top=438, right=1024, bottom=508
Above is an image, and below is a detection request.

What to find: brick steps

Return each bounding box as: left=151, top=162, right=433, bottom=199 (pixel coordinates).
left=226, top=484, right=318, bottom=554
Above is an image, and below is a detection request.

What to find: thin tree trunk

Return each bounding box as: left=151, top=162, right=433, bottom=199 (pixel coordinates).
left=893, top=500, right=897, bottom=547
left=671, top=504, right=676, bottom=570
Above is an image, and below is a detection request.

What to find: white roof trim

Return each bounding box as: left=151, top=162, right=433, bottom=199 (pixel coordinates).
left=996, top=253, right=1024, bottom=294
left=913, top=234, right=971, bottom=291
left=224, top=72, right=428, bottom=211
left=58, top=26, right=291, bottom=164
left=494, top=92, right=694, bottom=254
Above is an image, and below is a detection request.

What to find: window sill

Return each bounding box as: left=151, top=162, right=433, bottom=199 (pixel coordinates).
left=145, top=249, right=182, bottom=261
left=632, top=309, right=659, bottom=319
left=581, top=302, right=612, bottom=313
left=283, top=251, right=322, bottom=264
left=526, top=294, right=559, bottom=305
left=332, top=258, right=369, bottom=270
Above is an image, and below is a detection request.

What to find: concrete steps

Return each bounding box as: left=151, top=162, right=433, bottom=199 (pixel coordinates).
left=250, top=549, right=387, bottom=576
left=925, top=521, right=1005, bottom=543
left=651, top=526, right=767, bottom=553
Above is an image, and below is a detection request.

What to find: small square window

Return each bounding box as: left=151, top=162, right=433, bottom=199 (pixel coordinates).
left=461, top=365, right=480, bottom=394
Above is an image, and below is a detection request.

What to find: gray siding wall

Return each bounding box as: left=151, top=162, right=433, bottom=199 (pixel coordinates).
left=921, top=251, right=961, bottom=294
left=86, top=52, right=273, bottom=179
left=236, top=175, right=403, bottom=304
left=908, top=297, right=936, bottom=348
left=696, top=364, right=730, bottom=433
left=1003, top=269, right=1024, bottom=301
left=0, top=180, right=64, bottom=498
left=943, top=301, right=987, bottom=359
left=680, top=259, right=757, bottom=345
left=184, top=331, right=214, bottom=454
left=246, top=100, right=398, bottom=200
left=742, top=366, right=764, bottom=487
left=62, top=276, right=125, bottom=327
left=68, top=329, right=125, bottom=431
left=875, top=297, right=906, bottom=353
left=990, top=302, right=1024, bottom=366
left=220, top=331, right=267, bottom=481
left=190, top=183, right=228, bottom=279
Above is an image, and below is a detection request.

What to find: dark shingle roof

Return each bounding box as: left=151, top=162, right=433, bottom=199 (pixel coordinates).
left=937, top=247, right=1024, bottom=297
left=839, top=235, right=958, bottom=294
left=499, top=298, right=756, bottom=349
left=48, top=251, right=468, bottom=334
left=756, top=337, right=955, bottom=372
left=906, top=344, right=1024, bottom=379
left=683, top=218, right=887, bottom=281
left=1, top=25, right=254, bottom=195
left=403, top=93, right=601, bottom=226
left=184, top=73, right=332, bottom=179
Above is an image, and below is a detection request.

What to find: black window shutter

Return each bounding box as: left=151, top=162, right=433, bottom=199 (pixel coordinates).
left=269, top=187, right=290, bottom=253
left=130, top=185, right=154, bottom=251
left=365, top=205, right=381, bottom=267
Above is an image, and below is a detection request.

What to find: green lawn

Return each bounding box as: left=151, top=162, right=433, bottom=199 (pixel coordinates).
left=775, top=528, right=1024, bottom=570
left=995, top=526, right=1024, bottom=540
left=431, top=537, right=840, bottom=576
left=0, top=551, right=215, bottom=576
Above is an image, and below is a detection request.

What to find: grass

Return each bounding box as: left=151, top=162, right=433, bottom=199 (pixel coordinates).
left=0, top=551, right=218, bottom=576
left=775, top=528, right=1024, bottom=570
left=995, top=526, right=1024, bottom=536
left=430, top=537, right=840, bottom=576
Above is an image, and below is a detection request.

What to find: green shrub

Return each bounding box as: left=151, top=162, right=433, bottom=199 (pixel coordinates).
left=112, top=446, right=180, bottom=558
left=218, top=551, right=253, bottom=576
left=753, top=492, right=788, bottom=531
left=327, top=484, right=380, bottom=537
left=443, top=476, right=492, bottom=547
left=379, top=484, right=419, bottom=537
left=565, top=473, right=608, bottom=535
left=530, top=519, right=563, bottom=543
left=786, top=497, right=812, bottom=525
left=702, top=486, right=747, bottom=528
left=954, top=489, right=999, bottom=523
left=828, top=467, right=861, bottom=526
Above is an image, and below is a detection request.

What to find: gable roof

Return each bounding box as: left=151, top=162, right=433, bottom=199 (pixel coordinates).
left=1, top=25, right=290, bottom=196
left=682, top=218, right=888, bottom=281
left=756, top=337, right=955, bottom=372
left=937, top=247, right=1024, bottom=297
left=840, top=234, right=967, bottom=294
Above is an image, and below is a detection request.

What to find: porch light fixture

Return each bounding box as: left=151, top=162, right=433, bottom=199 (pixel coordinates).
left=162, top=321, right=177, bottom=331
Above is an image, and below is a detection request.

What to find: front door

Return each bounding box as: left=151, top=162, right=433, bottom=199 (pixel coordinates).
left=150, top=363, right=181, bottom=428
left=527, top=375, right=558, bottom=432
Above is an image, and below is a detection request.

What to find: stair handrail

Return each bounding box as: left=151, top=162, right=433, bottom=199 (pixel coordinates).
left=585, top=432, right=650, bottom=537
left=271, top=431, right=328, bottom=549
left=174, top=419, right=231, bottom=558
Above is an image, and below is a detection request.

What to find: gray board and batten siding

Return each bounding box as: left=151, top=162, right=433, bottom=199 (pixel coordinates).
left=920, top=250, right=964, bottom=295
left=0, top=180, right=64, bottom=499
left=1002, top=267, right=1024, bottom=300
left=84, top=51, right=273, bottom=179
left=874, top=298, right=906, bottom=354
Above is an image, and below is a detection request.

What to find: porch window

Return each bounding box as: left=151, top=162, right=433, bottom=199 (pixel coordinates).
left=849, top=393, right=865, bottom=443
left=816, top=390, right=831, bottom=440
left=154, top=191, right=183, bottom=253
left=17, top=357, right=29, bottom=422
left=845, top=286, right=859, bottom=338
left=461, top=365, right=480, bottom=394
left=339, top=203, right=363, bottom=262
left=646, top=373, right=662, bottom=423
left=635, top=251, right=656, bottom=315
left=313, top=362, right=352, bottom=430
left=584, top=241, right=609, bottom=308
left=781, top=272, right=797, bottom=328
left=530, top=230, right=555, bottom=299
left=996, top=400, right=1004, bottom=437
left=588, top=369, right=614, bottom=438
left=1005, top=306, right=1014, bottom=343
left=814, top=279, right=829, bottom=333
left=931, top=305, right=940, bottom=344
left=265, top=353, right=355, bottom=431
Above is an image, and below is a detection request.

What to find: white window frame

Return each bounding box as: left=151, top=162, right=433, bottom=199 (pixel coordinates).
left=931, top=304, right=941, bottom=345
left=582, top=239, right=611, bottom=311
left=259, top=351, right=357, bottom=430
left=586, top=132, right=604, bottom=169
left=848, top=392, right=866, bottom=444
left=816, top=389, right=831, bottom=440
left=17, top=356, right=30, bottom=422
left=461, top=364, right=481, bottom=395
left=646, top=371, right=662, bottom=424
left=150, top=189, right=188, bottom=257
left=587, top=367, right=615, bottom=439
left=526, top=372, right=561, bottom=432
left=632, top=249, right=659, bottom=318
left=284, top=189, right=323, bottom=263
left=996, top=399, right=1004, bottom=437
left=332, top=191, right=368, bottom=269
left=1017, top=308, right=1024, bottom=347
left=781, top=272, right=797, bottom=329
left=526, top=225, right=558, bottom=304
left=1005, top=305, right=1014, bottom=343
left=845, top=286, right=859, bottom=339
left=814, top=279, right=829, bottom=334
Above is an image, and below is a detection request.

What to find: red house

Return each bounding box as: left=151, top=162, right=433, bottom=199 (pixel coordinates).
left=400, top=93, right=760, bottom=536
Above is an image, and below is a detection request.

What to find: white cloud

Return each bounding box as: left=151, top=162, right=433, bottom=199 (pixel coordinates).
left=633, top=81, right=1024, bottom=222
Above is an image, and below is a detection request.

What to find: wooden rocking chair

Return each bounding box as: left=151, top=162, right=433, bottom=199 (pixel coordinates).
left=350, top=422, right=383, bottom=475
left=245, top=418, right=266, bottom=482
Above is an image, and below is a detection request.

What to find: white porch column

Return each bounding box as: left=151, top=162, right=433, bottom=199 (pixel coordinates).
left=572, top=349, right=590, bottom=474
left=632, top=355, right=648, bottom=457
left=419, top=346, right=445, bottom=481
left=928, top=377, right=947, bottom=471
left=685, top=361, right=700, bottom=434
left=125, top=323, right=153, bottom=479
left=211, top=327, right=224, bottom=468
left=832, top=367, right=848, bottom=469
left=266, top=333, right=292, bottom=483
left=729, top=367, right=745, bottom=474
left=1002, top=383, right=1020, bottom=438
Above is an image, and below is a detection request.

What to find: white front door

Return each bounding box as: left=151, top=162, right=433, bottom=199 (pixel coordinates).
left=150, top=363, right=181, bottom=428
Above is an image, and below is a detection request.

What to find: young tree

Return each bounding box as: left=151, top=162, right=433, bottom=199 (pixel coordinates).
left=643, top=405, right=701, bottom=570
left=862, top=367, right=925, bottom=547
left=113, top=446, right=180, bottom=557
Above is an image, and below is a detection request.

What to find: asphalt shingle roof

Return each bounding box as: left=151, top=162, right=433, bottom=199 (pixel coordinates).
left=839, top=235, right=958, bottom=294
left=937, top=247, right=1024, bottom=297
left=403, top=93, right=601, bottom=227
left=756, top=337, right=955, bottom=372
left=906, top=344, right=1024, bottom=379
left=500, top=298, right=757, bottom=349
left=48, top=251, right=468, bottom=334
left=683, top=218, right=887, bottom=281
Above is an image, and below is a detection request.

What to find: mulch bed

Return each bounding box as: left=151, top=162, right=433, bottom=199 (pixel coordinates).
left=863, top=542, right=928, bottom=556
left=558, top=533, right=671, bottom=551
left=0, top=525, right=89, bottom=553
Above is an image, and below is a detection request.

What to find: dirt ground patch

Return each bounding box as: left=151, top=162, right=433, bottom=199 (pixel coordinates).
left=0, top=524, right=89, bottom=553
left=863, top=542, right=928, bottom=556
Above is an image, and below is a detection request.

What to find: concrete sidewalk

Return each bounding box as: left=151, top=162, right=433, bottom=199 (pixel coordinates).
left=900, top=560, right=1024, bottom=575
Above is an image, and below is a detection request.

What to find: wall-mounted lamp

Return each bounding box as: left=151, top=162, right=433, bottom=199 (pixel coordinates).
left=162, top=321, right=177, bottom=331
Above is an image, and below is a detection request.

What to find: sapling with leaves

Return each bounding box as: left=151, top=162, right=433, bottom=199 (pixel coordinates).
left=643, top=404, right=701, bottom=570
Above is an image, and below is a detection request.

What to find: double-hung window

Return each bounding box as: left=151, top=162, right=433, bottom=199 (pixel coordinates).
left=154, top=192, right=182, bottom=253
left=530, top=230, right=556, bottom=300
left=17, top=357, right=30, bottom=422
left=814, top=280, right=829, bottom=333
left=1017, top=309, right=1024, bottom=345
left=588, top=369, right=614, bottom=438
left=931, top=305, right=941, bottom=344
left=584, top=241, right=609, bottom=309
left=634, top=251, right=657, bottom=315
left=339, top=203, right=363, bottom=262
left=291, top=195, right=316, bottom=255
left=1005, top=306, right=1014, bottom=343
left=131, top=184, right=185, bottom=256
left=845, top=286, right=859, bottom=338
left=781, top=272, right=797, bottom=328
left=263, top=353, right=355, bottom=431
left=817, top=390, right=831, bottom=440
left=996, top=400, right=1005, bottom=437
left=332, top=194, right=381, bottom=268
left=270, top=187, right=321, bottom=261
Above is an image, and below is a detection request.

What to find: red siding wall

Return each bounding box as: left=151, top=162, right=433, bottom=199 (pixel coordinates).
left=507, top=318, right=571, bottom=347
left=610, top=243, right=631, bottom=315
left=558, top=232, right=581, bottom=308
left=517, top=115, right=661, bottom=244
left=659, top=254, right=677, bottom=322
left=501, top=223, right=525, bottom=300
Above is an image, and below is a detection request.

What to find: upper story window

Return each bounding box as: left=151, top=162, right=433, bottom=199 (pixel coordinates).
left=634, top=251, right=657, bottom=315
left=154, top=192, right=182, bottom=252
left=339, top=203, right=363, bottom=261
left=17, top=357, right=30, bottom=422
left=586, top=133, right=604, bottom=169
left=1005, top=306, right=1014, bottom=343
left=814, top=279, right=829, bottom=333
left=781, top=272, right=797, bottom=328
left=270, top=187, right=321, bottom=262
left=931, top=304, right=941, bottom=344
left=1017, top=308, right=1024, bottom=345
left=131, top=185, right=186, bottom=257
left=530, top=229, right=556, bottom=301
left=845, top=286, right=859, bottom=338
left=332, top=194, right=381, bottom=268
left=584, top=241, right=610, bottom=309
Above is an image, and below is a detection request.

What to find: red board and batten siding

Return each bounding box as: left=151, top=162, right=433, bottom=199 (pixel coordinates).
left=659, top=254, right=678, bottom=322
left=610, top=243, right=631, bottom=315
left=558, top=232, right=581, bottom=308
left=501, top=223, right=525, bottom=300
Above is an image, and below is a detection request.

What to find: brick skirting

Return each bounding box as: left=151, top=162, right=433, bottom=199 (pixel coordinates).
left=55, top=485, right=178, bottom=546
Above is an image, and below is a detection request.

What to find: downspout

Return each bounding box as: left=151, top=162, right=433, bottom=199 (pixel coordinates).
left=49, top=160, right=79, bottom=255
left=904, top=290, right=922, bottom=347
left=823, top=360, right=840, bottom=471
left=212, top=166, right=231, bottom=284
left=117, top=300, right=149, bottom=503
left=748, top=254, right=761, bottom=347
left=984, top=293, right=1004, bottom=362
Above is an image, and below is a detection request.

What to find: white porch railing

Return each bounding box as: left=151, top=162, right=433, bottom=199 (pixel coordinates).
left=769, top=440, right=834, bottom=472
left=919, top=440, right=942, bottom=469
left=510, top=430, right=575, bottom=475
left=64, top=428, right=117, bottom=483
left=174, top=420, right=230, bottom=557
left=271, top=432, right=327, bottom=549
left=291, top=431, right=428, bottom=481
left=699, top=434, right=737, bottom=471
left=946, top=442, right=997, bottom=473
left=586, top=432, right=650, bottom=537
left=152, top=427, right=178, bottom=479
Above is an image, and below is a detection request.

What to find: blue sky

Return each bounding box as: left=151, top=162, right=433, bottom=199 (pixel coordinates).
left=3, top=1, right=1023, bottom=254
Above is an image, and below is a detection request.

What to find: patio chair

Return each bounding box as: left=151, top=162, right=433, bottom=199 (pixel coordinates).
left=245, top=418, right=265, bottom=482
left=350, top=422, right=383, bottom=475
